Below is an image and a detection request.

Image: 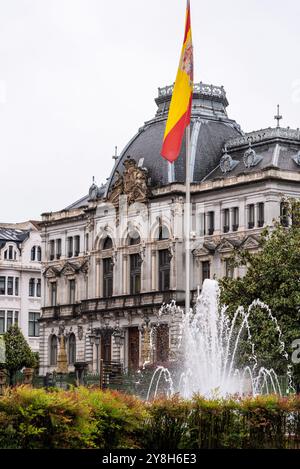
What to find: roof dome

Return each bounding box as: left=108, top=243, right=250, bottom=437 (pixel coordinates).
left=106, top=82, right=242, bottom=195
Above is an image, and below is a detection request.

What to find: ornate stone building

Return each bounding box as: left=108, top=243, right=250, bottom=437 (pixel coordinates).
left=0, top=221, right=41, bottom=352
left=39, top=83, right=300, bottom=376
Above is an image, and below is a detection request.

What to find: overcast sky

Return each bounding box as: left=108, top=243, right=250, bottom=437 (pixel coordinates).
left=0, top=0, right=299, bottom=222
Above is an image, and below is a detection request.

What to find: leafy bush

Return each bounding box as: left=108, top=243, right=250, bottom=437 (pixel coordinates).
left=1, top=387, right=300, bottom=449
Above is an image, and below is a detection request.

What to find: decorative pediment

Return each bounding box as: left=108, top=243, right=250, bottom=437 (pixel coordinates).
left=193, top=242, right=216, bottom=257
left=43, top=266, right=60, bottom=278
left=216, top=238, right=241, bottom=253
left=240, top=235, right=260, bottom=250
left=108, top=156, right=151, bottom=207
left=60, top=262, right=78, bottom=276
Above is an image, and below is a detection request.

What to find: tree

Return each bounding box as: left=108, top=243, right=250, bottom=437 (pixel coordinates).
left=4, top=325, right=37, bottom=385
left=219, top=199, right=300, bottom=376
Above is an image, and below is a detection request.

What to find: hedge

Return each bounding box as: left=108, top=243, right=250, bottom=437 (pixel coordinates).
left=0, top=386, right=300, bottom=449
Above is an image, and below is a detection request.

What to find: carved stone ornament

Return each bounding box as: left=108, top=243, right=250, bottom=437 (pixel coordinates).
left=43, top=266, right=60, bottom=279
left=78, top=325, right=83, bottom=341
left=293, top=150, right=300, bottom=167
left=243, top=147, right=262, bottom=168
left=220, top=151, right=238, bottom=174
left=109, top=157, right=150, bottom=206
left=60, top=262, right=77, bottom=276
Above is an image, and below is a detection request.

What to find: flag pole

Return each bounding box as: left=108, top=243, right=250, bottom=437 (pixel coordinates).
left=185, top=124, right=191, bottom=315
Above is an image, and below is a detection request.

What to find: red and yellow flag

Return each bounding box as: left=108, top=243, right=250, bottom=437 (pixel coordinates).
left=161, top=0, right=193, bottom=163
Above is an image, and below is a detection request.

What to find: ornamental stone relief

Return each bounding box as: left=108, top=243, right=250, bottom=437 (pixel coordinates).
left=109, top=156, right=151, bottom=206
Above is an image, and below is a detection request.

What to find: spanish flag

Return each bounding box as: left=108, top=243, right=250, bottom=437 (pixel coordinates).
left=161, top=0, right=193, bottom=163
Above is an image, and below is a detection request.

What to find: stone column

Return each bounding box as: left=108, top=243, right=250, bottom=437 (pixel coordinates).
left=122, top=254, right=128, bottom=295
left=230, top=207, right=234, bottom=231
left=221, top=209, right=225, bottom=233
left=151, top=250, right=157, bottom=290
left=245, top=204, right=250, bottom=230
left=239, top=198, right=246, bottom=231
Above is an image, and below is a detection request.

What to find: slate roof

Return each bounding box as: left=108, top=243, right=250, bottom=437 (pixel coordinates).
left=105, top=83, right=242, bottom=195
left=0, top=228, right=29, bottom=249
left=205, top=127, right=300, bottom=181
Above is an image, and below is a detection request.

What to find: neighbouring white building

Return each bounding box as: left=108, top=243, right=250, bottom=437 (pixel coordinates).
left=0, top=221, right=42, bottom=352
left=38, top=82, right=300, bottom=377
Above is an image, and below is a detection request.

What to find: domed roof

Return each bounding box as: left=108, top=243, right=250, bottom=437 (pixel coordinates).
left=106, top=82, right=242, bottom=195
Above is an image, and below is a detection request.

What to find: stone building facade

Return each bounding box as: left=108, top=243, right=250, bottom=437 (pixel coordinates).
left=39, top=83, right=300, bottom=376
left=0, top=221, right=41, bottom=352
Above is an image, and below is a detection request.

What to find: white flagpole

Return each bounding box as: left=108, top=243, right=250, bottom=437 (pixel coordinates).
left=185, top=124, right=191, bottom=315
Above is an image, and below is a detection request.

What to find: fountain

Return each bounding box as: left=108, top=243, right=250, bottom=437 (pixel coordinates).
left=147, top=279, right=292, bottom=400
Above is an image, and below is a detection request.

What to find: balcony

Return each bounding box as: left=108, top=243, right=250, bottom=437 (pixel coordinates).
left=248, top=222, right=255, bottom=229
left=223, top=225, right=230, bottom=233
left=41, top=290, right=185, bottom=321
left=257, top=220, right=264, bottom=228
left=232, top=224, right=239, bottom=232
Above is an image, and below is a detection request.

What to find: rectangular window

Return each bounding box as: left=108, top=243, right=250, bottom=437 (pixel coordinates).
left=74, top=236, right=80, bottom=257
left=56, top=239, right=62, bottom=259
left=14, top=311, right=19, bottom=326
left=208, top=212, right=215, bottom=235
left=67, top=237, right=73, bottom=258
left=49, top=240, right=55, bottom=261
left=29, top=312, right=40, bottom=337
left=8, top=246, right=13, bottom=260
left=103, top=258, right=113, bottom=297
left=248, top=204, right=255, bottom=229
left=200, top=213, right=206, bottom=236
left=130, top=254, right=141, bottom=295
left=6, top=311, right=13, bottom=330
left=36, top=279, right=41, bottom=297
left=51, top=282, right=57, bottom=306
left=15, top=278, right=19, bottom=296
left=258, top=203, right=264, bottom=227
left=223, top=209, right=230, bottom=233
left=0, top=311, right=5, bottom=334
left=202, top=261, right=210, bottom=284
left=29, top=278, right=35, bottom=297
left=69, top=279, right=76, bottom=304
left=232, top=207, right=239, bottom=231
left=159, top=249, right=170, bottom=291
left=7, top=277, right=13, bottom=296
left=85, top=233, right=89, bottom=253
left=0, top=277, right=5, bottom=295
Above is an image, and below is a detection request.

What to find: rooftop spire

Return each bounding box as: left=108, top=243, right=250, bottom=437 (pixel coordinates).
left=274, top=104, right=282, bottom=128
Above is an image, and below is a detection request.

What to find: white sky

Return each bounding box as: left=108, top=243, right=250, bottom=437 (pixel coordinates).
left=0, top=0, right=299, bottom=222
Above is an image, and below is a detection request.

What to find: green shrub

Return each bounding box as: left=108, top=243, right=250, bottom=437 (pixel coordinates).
left=1, top=387, right=300, bottom=449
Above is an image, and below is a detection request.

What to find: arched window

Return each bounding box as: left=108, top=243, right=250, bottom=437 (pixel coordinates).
left=129, top=231, right=141, bottom=245
left=103, top=237, right=113, bottom=250
left=4, top=245, right=17, bottom=261
left=158, top=225, right=169, bottom=241
left=31, top=246, right=41, bottom=262
left=68, top=333, right=76, bottom=365
left=103, top=258, right=113, bottom=297
left=50, top=335, right=58, bottom=366
left=31, top=246, right=36, bottom=261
